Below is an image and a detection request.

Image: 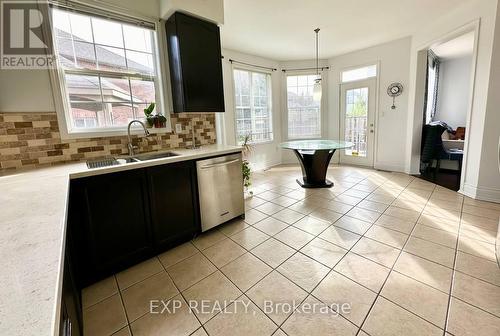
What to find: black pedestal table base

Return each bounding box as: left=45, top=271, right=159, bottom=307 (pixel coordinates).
left=293, top=149, right=335, bottom=188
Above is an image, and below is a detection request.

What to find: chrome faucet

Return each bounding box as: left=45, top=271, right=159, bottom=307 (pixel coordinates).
left=127, top=120, right=150, bottom=156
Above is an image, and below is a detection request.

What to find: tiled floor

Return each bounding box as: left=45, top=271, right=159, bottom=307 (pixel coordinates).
left=82, top=164, right=500, bottom=336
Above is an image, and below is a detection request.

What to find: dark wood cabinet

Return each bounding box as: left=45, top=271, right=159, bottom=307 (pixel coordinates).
left=70, top=169, right=153, bottom=286
left=147, top=161, right=200, bottom=251
left=60, top=235, right=82, bottom=336
left=166, top=12, right=225, bottom=113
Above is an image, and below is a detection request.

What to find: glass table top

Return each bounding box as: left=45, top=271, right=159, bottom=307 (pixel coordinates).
left=280, top=140, right=353, bottom=151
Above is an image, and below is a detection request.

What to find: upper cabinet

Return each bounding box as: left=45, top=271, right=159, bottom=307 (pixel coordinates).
left=166, top=12, right=225, bottom=113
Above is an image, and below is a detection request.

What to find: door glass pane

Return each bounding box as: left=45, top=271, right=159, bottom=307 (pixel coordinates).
left=344, top=87, right=368, bottom=157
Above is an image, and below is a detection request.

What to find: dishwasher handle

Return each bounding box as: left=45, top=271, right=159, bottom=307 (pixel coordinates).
left=199, top=158, right=240, bottom=169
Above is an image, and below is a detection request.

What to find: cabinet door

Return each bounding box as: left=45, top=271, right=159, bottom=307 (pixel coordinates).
left=147, top=161, right=200, bottom=251
left=73, top=169, right=153, bottom=284
left=60, top=246, right=82, bottom=336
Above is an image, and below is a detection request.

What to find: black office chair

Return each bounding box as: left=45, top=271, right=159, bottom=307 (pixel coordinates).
left=420, top=123, right=447, bottom=178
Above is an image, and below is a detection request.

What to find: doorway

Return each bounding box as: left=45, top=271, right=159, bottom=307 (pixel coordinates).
left=340, top=78, right=376, bottom=167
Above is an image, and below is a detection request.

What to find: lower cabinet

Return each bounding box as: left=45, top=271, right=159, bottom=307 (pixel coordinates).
left=60, top=239, right=82, bottom=336
left=147, top=160, right=199, bottom=251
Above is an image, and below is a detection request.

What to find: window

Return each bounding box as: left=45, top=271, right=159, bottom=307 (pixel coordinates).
left=286, top=75, right=321, bottom=139
left=50, top=5, right=161, bottom=133
left=233, top=69, right=273, bottom=144
left=341, top=64, right=377, bottom=83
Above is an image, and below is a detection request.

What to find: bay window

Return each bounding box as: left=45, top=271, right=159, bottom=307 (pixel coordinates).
left=286, top=74, right=321, bottom=139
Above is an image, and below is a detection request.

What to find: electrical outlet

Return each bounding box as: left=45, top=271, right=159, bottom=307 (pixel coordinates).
left=175, top=123, right=182, bottom=133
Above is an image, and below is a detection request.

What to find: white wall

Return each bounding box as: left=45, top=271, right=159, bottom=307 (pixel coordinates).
left=328, top=37, right=412, bottom=172
left=405, top=0, right=500, bottom=202
left=435, top=55, right=472, bottom=129
left=159, top=0, right=224, bottom=23
left=218, top=49, right=283, bottom=171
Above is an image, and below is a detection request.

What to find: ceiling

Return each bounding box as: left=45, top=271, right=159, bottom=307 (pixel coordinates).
left=431, top=31, right=475, bottom=60
left=220, top=0, right=471, bottom=61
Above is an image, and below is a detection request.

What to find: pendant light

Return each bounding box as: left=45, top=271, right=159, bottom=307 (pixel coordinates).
left=313, top=28, right=322, bottom=102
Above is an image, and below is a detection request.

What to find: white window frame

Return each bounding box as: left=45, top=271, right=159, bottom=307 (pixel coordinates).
left=43, top=1, right=171, bottom=139
left=285, top=72, right=323, bottom=140
left=232, top=67, right=274, bottom=145
left=340, top=63, right=378, bottom=83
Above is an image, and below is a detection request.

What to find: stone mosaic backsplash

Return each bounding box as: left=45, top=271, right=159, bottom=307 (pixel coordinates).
left=0, top=112, right=216, bottom=171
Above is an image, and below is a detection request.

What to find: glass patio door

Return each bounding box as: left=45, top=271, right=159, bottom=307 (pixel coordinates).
left=340, top=78, right=376, bottom=166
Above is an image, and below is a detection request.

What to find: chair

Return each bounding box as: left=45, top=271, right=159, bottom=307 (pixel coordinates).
left=420, top=123, right=447, bottom=178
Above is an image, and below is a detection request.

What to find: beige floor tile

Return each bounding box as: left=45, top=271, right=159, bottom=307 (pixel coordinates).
left=190, top=327, right=208, bottom=336
left=391, top=198, right=427, bottom=212
left=121, top=271, right=179, bottom=322
left=394, top=252, right=452, bottom=293
left=334, top=252, right=390, bottom=292
left=375, top=214, right=415, bottom=234
left=463, top=197, right=500, bottom=211
left=333, top=215, right=373, bottom=235
left=404, top=236, right=455, bottom=268
left=447, top=297, right=500, bottom=336
left=218, top=218, right=249, bottom=237
left=357, top=199, right=389, bottom=213
left=381, top=271, right=449, bottom=328
left=453, top=271, right=500, bottom=317
left=427, top=198, right=462, bottom=211
left=166, top=253, right=217, bottom=291
left=319, top=225, right=361, bottom=249
left=384, top=206, right=421, bottom=222
left=270, top=195, right=298, bottom=207
left=292, top=215, right=330, bottom=235
left=458, top=235, right=497, bottom=262
left=343, top=189, right=370, bottom=199
left=272, top=208, right=305, bottom=224
left=253, top=217, right=289, bottom=236
left=112, top=327, right=131, bottom=336
left=281, top=296, right=358, bottom=336
left=300, top=237, right=348, bottom=268
left=346, top=207, right=381, bottom=224
left=335, top=194, right=363, bottom=206
left=277, top=252, right=330, bottom=292
left=116, top=257, right=163, bottom=290
left=243, top=209, right=268, bottom=225
left=272, top=329, right=287, bottom=336
left=274, top=226, right=315, bottom=249
left=221, top=253, right=272, bottom=291
left=462, top=204, right=500, bottom=221
left=460, top=224, right=497, bottom=244
left=130, top=294, right=201, bottom=336
left=352, top=237, right=400, bottom=268
left=362, top=296, right=442, bottom=336
left=461, top=212, right=499, bottom=231
left=312, top=271, right=377, bottom=326
left=255, top=202, right=286, bottom=216
left=192, top=229, right=226, bottom=250
left=182, top=271, right=241, bottom=323
left=411, top=224, right=457, bottom=248
left=158, top=242, right=198, bottom=268
left=245, top=196, right=266, bottom=209
left=365, top=225, right=408, bottom=249
left=257, top=190, right=282, bottom=201
left=309, top=208, right=344, bottom=223
left=287, top=200, right=320, bottom=214
left=83, top=294, right=127, bottom=336
left=423, top=206, right=460, bottom=221
left=202, top=238, right=246, bottom=268
left=82, top=276, right=118, bottom=309
left=204, top=295, right=277, bottom=336
left=247, top=271, right=308, bottom=324
left=366, top=193, right=397, bottom=205
left=417, top=214, right=459, bottom=233
left=320, top=200, right=354, bottom=214
left=455, top=252, right=500, bottom=286
left=250, top=238, right=295, bottom=268
left=230, top=226, right=270, bottom=250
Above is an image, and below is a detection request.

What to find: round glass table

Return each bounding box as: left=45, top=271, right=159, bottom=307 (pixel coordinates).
left=281, top=140, right=353, bottom=188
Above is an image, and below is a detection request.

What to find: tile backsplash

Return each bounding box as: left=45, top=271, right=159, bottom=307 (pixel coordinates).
left=0, top=112, right=216, bottom=171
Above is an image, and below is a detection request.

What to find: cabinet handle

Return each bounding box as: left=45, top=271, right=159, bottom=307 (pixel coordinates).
left=200, top=159, right=240, bottom=169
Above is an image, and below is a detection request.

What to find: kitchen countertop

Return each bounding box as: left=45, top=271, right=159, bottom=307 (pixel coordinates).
left=0, top=144, right=242, bottom=336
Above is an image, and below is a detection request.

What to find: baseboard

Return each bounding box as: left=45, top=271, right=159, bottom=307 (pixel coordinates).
left=374, top=162, right=406, bottom=173
left=250, top=160, right=282, bottom=172
left=461, top=183, right=500, bottom=203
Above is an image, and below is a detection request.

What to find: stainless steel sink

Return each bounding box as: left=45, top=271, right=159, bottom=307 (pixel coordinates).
left=132, top=151, right=179, bottom=161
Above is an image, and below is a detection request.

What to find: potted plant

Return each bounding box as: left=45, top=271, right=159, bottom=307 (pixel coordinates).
left=143, top=103, right=167, bottom=129
left=241, top=134, right=254, bottom=195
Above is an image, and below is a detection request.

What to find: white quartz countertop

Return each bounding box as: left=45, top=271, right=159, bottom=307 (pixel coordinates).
left=0, top=144, right=242, bottom=336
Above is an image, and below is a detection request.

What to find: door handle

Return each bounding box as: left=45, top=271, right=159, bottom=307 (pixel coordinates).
left=200, top=159, right=240, bottom=169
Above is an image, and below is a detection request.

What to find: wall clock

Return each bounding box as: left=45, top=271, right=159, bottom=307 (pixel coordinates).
left=387, top=82, right=403, bottom=109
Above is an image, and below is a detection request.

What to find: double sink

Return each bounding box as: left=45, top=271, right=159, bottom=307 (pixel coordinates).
left=86, top=151, right=179, bottom=169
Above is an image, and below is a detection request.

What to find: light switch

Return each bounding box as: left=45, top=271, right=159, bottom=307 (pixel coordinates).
left=175, top=123, right=182, bottom=133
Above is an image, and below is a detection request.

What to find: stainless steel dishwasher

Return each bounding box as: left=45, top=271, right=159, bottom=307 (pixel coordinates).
left=196, top=153, right=245, bottom=232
